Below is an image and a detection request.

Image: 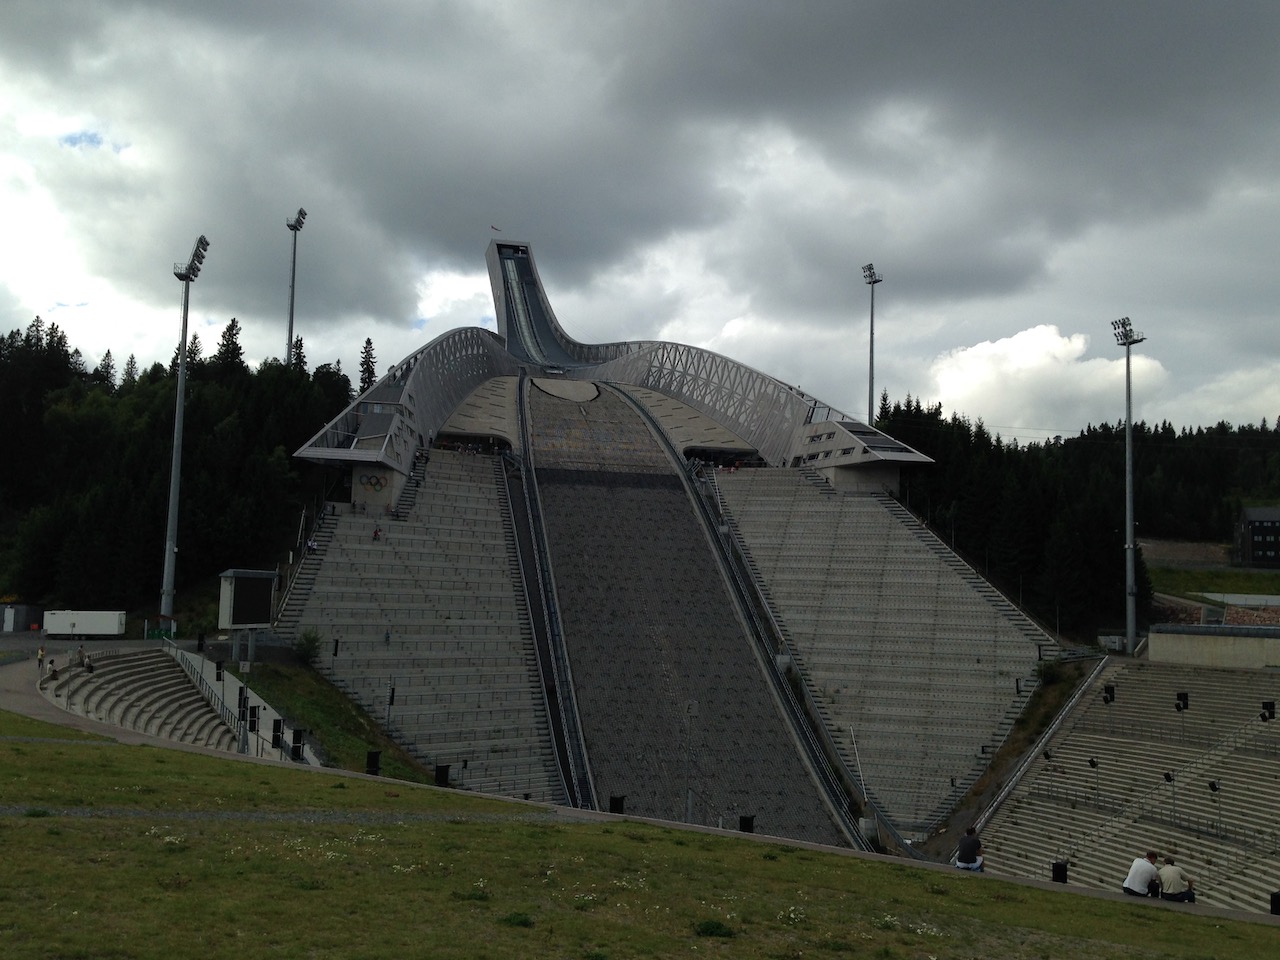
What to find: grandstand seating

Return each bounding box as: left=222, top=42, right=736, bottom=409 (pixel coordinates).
left=715, top=468, right=1057, bottom=839
left=526, top=383, right=848, bottom=845
left=982, top=659, right=1280, bottom=911
left=41, top=649, right=237, bottom=751
left=293, top=448, right=563, bottom=802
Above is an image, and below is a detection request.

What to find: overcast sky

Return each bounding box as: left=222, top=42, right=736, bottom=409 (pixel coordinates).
left=3, top=1, right=1279, bottom=441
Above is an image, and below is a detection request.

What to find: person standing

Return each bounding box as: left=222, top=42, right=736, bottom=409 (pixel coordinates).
left=955, top=826, right=985, bottom=872
left=37, top=645, right=45, bottom=672
left=1158, top=857, right=1196, bottom=903
left=1122, top=851, right=1161, bottom=897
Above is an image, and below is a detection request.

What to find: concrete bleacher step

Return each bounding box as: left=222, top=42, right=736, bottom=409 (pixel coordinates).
left=715, top=468, right=1059, bottom=839
left=980, top=659, right=1280, bottom=912
left=290, top=446, right=560, bottom=806
left=39, top=648, right=237, bottom=752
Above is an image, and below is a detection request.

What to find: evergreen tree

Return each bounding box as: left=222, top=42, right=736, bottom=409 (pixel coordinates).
left=212, top=318, right=246, bottom=372
left=169, top=333, right=205, bottom=375
left=95, top=349, right=117, bottom=391
left=291, top=336, right=306, bottom=372
left=359, top=338, right=376, bottom=392
left=45, top=323, right=70, bottom=359
left=122, top=354, right=139, bottom=386
left=25, top=315, right=45, bottom=348
left=314, top=361, right=353, bottom=406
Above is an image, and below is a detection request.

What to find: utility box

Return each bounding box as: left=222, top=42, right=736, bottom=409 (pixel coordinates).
left=44, top=610, right=126, bottom=637
left=3, top=605, right=41, bottom=632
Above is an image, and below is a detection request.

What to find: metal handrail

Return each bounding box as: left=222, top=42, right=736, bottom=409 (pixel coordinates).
left=516, top=372, right=598, bottom=810
left=497, top=448, right=572, bottom=807
left=162, top=639, right=244, bottom=745
left=614, top=385, right=872, bottom=851
left=971, top=655, right=1110, bottom=839
left=275, top=475, right=344, bottom=629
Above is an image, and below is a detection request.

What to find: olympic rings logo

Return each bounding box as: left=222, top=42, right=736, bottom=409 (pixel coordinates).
left=359, top=474, right=386, bottom=491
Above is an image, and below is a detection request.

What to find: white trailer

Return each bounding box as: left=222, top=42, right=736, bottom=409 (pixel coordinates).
left=44, top=610, right=126, bottom=637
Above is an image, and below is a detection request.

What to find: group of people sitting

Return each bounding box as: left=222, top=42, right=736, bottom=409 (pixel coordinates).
left=954, top=831, right=1198, bottom=906
left=1123, top=851, right=1197, bottom=903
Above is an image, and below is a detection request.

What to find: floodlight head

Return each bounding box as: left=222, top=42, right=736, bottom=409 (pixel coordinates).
left=862, top=263, right=882, bottom=284
left=288, top=208, right=307, bottom=231
left=1042, top=749, right=1052, bottom=761
left=1208, top=780, right=1219, bottom=793
left=1088, top=757, right=1098, bottom=769
left=174, top=234, right=210, bottom=282
left=1112, top=316, right=1145, bottom=346
left=1163, top=771, right=1174, bottom=783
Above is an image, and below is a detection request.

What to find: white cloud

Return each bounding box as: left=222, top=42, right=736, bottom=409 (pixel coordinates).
left=926, top=325, right=1171, bottom=438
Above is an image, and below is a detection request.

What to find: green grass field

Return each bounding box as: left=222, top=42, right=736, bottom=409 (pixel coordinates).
left=1148, top=566, right=1280, bottom=601
left=2, top=710, right=1276, bottom=959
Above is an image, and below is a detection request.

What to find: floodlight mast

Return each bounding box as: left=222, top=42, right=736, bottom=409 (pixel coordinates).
left=161, top=235, right=211, bottom=623
left=285, top=208, right=307, bottom=365
left=1112, top=317, right=1146, bottom=656
left=863, top=263, right=882, bottom=423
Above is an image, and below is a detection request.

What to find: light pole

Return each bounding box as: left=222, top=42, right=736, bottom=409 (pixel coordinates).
left=1163, top=771, right=1177, bottom=825
left=285, top=207, right=307, bottom=366
left=160, top=235, right=211, bottom=624
left=1112, top=317, right=1145, bottom=656
left=863, top=263, right=882, bottom=424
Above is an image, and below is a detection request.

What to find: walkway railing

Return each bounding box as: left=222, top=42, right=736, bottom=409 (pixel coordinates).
left=162, top=639, right=244, bottom=749
left=517, top=371, right=597, bottom=810
left=616, top=385, right=873, bottom=852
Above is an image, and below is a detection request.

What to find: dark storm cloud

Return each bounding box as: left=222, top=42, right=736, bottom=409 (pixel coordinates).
left=2, top=0, right=1279, bottom=430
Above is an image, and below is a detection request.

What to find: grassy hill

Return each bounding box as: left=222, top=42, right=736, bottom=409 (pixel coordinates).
left=2, top=709, right=1275, bottom=959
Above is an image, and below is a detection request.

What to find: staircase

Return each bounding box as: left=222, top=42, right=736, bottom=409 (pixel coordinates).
left=275, top=513, right=338, bottom=643
left=391, top=453, right=428, bottom=519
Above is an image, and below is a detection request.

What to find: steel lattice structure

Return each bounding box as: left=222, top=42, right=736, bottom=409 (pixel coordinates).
left=576, top=341, right=813, bottom=467
left=298, top=240, right=926, bottom=477
left=295, top=326, right=519, bottom=471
